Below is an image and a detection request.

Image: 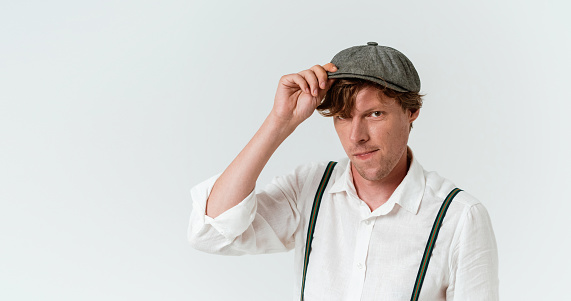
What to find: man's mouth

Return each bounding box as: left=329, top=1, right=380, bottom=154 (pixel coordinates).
left=353, top=149, right=379, bottom=159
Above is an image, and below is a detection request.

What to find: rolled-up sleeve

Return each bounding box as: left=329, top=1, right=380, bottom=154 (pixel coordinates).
left=448, top=203, right=499, bottom=300
left=188, top=164, right=314, bottom=256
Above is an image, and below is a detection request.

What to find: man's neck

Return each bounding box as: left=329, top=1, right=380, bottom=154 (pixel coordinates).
left=352, top=149, right=411, bottom=212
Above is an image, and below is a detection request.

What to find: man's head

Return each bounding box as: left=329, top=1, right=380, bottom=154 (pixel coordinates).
left=318, top=43, right=423, bottom=183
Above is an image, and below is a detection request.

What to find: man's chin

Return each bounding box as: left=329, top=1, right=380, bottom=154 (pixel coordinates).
left=352, top=163, right=389, bottom=182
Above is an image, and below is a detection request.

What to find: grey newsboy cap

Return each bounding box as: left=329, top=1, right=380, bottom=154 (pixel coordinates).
left=327, top=42, right=421, bottom=93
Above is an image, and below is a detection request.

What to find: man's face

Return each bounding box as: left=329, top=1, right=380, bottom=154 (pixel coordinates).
left=333, top=86, right=419, bottom=183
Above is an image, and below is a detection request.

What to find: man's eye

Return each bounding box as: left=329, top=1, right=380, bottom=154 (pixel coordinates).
left=370, top=111, right=382, bottom=117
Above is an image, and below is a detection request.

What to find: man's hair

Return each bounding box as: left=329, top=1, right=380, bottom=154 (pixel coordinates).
left=317, top=79, right=424, bottom=130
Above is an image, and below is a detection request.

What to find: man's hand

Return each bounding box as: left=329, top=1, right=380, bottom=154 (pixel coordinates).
left=271, top=63, right=337, bottom=128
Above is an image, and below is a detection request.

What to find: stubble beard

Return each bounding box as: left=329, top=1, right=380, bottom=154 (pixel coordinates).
left=351, top=146, right=406, bottom=182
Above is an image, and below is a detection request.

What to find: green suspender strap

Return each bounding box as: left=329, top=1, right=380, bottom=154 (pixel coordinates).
left=300, top=161, right=337, bottom=301
left=410, top=187, right=463, bottom=301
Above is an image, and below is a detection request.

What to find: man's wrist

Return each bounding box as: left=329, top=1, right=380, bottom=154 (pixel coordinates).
left=265, top=112, right=298, bottom=138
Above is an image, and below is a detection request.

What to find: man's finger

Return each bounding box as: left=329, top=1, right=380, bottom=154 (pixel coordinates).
left=323, top=63, right=338, bottom=73
left=282, top=74, right=310, bottom=94
left=309, top=65, right=329, bottom=89
left=298, top=69, right=320, bottom=97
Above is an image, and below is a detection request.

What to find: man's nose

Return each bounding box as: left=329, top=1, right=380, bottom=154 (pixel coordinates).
left=350, top=118, right=369, bottom=143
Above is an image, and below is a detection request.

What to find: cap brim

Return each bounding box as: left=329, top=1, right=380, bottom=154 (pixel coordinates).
left=327, top=72, right=409, bottom=92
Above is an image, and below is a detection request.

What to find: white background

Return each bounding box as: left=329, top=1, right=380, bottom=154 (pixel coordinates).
left=1, top=0, right=570, bottom=300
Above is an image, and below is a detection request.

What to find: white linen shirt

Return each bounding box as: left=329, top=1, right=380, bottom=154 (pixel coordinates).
left=188, top=154, right=499, bottom=301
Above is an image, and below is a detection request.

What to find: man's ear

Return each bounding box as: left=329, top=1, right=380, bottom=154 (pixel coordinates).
left=408, top=109, right=420, bottom=123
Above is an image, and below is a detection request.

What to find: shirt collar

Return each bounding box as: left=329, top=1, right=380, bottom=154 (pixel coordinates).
left=328, top=147, right=426, bottom=215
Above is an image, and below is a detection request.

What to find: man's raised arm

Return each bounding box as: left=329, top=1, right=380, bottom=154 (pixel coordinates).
left=205, top=63, right=337, bottom=218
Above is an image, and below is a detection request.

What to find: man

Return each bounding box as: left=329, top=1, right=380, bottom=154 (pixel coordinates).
left=188, top=42, right=499, bottom=300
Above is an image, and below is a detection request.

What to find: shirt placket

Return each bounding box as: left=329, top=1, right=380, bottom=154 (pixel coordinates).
left=347, top=205, right=375, bottom=300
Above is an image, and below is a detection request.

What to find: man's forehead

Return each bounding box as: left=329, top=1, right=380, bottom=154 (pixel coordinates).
left=352, top=86, right=398, bottom=109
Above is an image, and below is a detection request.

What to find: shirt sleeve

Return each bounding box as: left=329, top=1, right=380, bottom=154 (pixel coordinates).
left=447, top=203, right=500, bottom=300
left=187, top=164, right=314, bottom=256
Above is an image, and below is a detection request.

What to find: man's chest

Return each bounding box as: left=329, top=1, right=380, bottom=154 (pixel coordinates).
left=298, top=193, right=458, bottom=300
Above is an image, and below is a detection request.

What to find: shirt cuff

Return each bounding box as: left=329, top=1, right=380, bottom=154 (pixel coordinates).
left=189, top=174, right=257, bottom=241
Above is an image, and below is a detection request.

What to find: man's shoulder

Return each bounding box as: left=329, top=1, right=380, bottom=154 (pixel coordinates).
left=422, top=169, right=482, bottom=209
left=419, top=169, right=493, bottom=243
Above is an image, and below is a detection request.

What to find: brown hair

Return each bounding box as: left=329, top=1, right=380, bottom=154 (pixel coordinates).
left=317, top=79, right=424, bottom=129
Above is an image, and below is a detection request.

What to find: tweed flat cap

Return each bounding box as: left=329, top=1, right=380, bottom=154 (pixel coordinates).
left=327, top=42, right=421, bottom=93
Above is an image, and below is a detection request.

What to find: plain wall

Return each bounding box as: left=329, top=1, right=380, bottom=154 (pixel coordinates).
left=1, top=0, right=570, bottom=300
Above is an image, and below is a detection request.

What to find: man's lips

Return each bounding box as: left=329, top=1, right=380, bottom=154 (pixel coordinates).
left=353, top=149, right=379, bottom=158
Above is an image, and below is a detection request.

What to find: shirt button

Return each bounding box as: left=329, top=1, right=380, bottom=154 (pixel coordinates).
left=357, top=263, right=364, bottom=269
left=364, top=220, right=371, bottom=225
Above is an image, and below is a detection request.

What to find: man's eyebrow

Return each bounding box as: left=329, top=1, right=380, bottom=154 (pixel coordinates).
left=359, top=104, right=388, bottom=114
